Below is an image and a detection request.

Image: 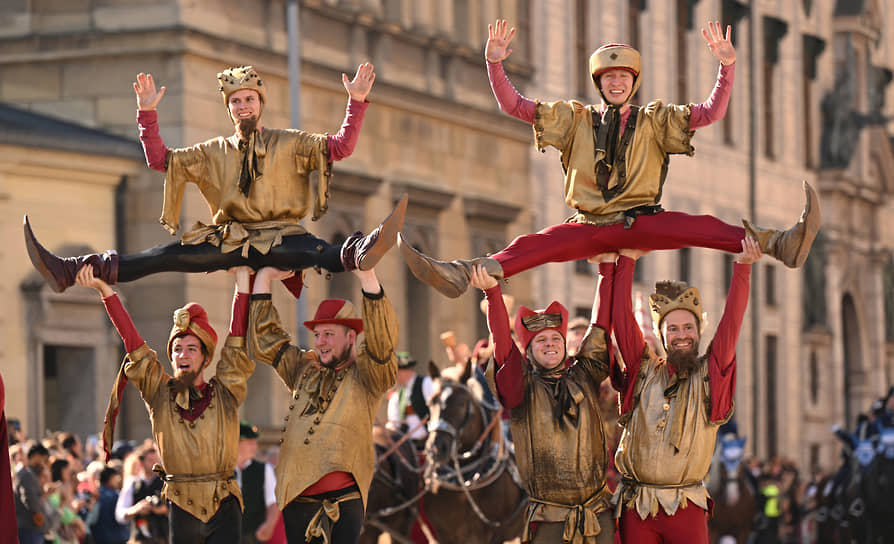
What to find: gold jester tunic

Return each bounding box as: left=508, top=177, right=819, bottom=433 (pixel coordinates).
left=161, top=129, right=331, bottom=255
left=533, top=100, right=692, bottom=222
left=613, top=347, right=730, bottom=520
left=247, top=292, right=398, bottom=510
left=124, top=337, right=254, bottom=523
left=510, top=327, right=613, bottom=543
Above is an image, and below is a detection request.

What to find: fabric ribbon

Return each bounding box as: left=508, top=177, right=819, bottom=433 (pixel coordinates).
left=237, top=130, right=266, bottom=196
left=593, top=106, right=622, bottom=189
left=523, top=487, right=610, bottom=544
left=663, top=367, right=692, bottom=452
left=296, top=490, right=362, bottom=544
left=534, top=367, right=585, bottom=430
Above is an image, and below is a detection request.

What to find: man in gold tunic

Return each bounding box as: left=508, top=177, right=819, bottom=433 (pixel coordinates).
left=609, top=238, right=761, bottom=544
left=25, top=63, right=406, bottom=297
left=246, top=264, right=397, bottom=543
left=400, top=20, right=819, bottom=298
left=468, top=254, right=618, bottom=544
left=77, top=265, right=257, bottom=543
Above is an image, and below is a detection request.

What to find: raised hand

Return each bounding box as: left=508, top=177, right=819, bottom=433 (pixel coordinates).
left=701, top=21, right=736, bottom=66
left=485, top=19, right=516, bottom=63
left=343, top=62, right=375, bottom=102
left=469, top=264, right=498, bottom=291
left=133, top=72, right=166, bottom=111
left=734, top=237, right=762, bottom=265
left=75, top=265, right=114, bottom=298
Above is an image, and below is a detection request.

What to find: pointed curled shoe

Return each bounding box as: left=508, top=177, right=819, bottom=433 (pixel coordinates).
left=743, top=181, right=821, bottom=268
left=398, top=234, right=504, bottom=298
left=24, top=215, right=119, bottom=292
left=340, top=194, right=409, bottom=271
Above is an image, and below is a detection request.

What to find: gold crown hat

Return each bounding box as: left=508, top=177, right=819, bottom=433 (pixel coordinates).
left=589, top=44, right=642, bottom=103
left=218, top=66, right=267, bottom=120
left=649, top=281, right=706, bottom=337
left=167, top=302, right=218, bottom=361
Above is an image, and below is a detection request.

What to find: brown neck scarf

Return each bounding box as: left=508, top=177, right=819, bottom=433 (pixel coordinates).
left=237, top=130, right=265, bottom=196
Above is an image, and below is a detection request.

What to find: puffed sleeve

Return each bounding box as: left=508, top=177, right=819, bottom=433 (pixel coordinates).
left=355, top=290, right=399, bottom=398
left=640, top=100, right=694, bottom=156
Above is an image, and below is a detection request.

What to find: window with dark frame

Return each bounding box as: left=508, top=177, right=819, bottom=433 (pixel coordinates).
left=765, top=334, right=778, bottom=456
left=576, top=0, right=590, bottom=99
left=765, top=263, right=777, bottom=307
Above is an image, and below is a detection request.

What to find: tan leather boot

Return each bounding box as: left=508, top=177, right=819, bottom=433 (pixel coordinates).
left=398, top=234, right=504, bottom=298
left=340, top=194, right=408, bottom=271
left=24, top=215, right=118, bottom=292
left=742, top=181, right=820, bottom=268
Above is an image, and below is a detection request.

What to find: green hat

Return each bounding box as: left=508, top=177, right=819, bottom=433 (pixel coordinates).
left=239, top=421, right=259, bottom=440
left=397, top=352, right=417, bottom=369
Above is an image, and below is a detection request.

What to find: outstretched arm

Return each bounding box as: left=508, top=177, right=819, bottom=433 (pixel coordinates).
left=612, top=250, right=648, bottom=411
left=75, top=267, right=143, bottom=352
left=690, top=22, right=736, bottom=130
left=707, top=238, right=759, bottom=421
left=470, top=265, right=525, bottom=409
left=486, top=20, right=536, bottom=123
left=134, top=73, right=170, bottom=172
left=574, top=254, right=618, bottom=384
left=327, top=63, right=375, bottom=162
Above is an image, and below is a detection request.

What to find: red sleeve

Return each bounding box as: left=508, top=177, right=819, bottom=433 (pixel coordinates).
left=102, top=294, right=145, bottom=353
left=708, top=262, right=751, bottom=421
left=689, top=63, right=735, bottom=130
left=487, top=61, right=536, bottom=124
left=595, top=262, right=615, bottom=333
left=229, top=291, right=250, bottom=337
left=137, top=110, right=169, bottom=172
left=326, top=99, right=370, bottom=162
left=484, top=285, right=525, bottom=409
left=612, top=256, right=645, bottom=414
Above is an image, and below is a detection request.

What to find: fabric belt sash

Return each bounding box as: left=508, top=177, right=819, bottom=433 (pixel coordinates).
left=293, top=489, right=362, bottom=544
left=523, top=485, right=611, bottom=544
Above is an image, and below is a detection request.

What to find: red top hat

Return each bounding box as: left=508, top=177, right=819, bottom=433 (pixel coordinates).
left=514, top=301, right=569, bottom=352
left=303, top=299, right=363, bottom=333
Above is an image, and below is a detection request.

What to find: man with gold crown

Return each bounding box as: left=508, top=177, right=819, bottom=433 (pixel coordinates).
left=399, top=19, right=819, bottom=298
left=609, top=237, right=761, bottom=543
left=245, top=260, right=397, bottom=543
left=76, top=264, right=257, bottom=543
left=468, top=252, right=619, bottom=544
left=25, top=63, right=406, bottom=297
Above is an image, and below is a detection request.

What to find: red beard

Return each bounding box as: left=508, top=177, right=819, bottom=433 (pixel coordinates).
left=236, top=116, right=259, bottom=138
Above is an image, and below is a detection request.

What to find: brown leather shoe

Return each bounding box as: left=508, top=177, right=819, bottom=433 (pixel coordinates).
left=398, top=234, right=504, bottom=298
left=24, top=215, right=119, bottom=292
left=341, top=194, right=408, bottom=271
left=743, top=181, right=821, bottom=268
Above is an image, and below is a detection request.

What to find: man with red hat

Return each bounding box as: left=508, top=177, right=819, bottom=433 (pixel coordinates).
left=609, top=238, right=761, bottom=543
left=25, top=63, right=407, bottom=297
left=76, top=265, right=256, bottom=543
left=468, top=254, right=618, bottom=544
left=400, top=19, right=819, bottom=297
left=246, top=263, right=397, bottom=543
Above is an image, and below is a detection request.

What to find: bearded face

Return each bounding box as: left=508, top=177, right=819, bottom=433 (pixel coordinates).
left=662, top=309, right=701, bottom=373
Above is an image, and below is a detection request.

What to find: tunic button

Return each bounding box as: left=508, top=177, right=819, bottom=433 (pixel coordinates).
left=200, top=414, right=205, bottom=419
left=657, top=420, right=666, bottom=428
left=214, top=496, right=219, bottom=502
left=289, top=404, right=295, bottom=410
left=337, top=375, right=344, bottom=381
left=208, top=403, right=213, bottom=409
left=279, top=438, right=284, bottom=444
left=294, top=393, right=299, bottom=400
left=201, top=508, right=207, bottom=515
left=662, top=403, right=670, bottom=411
left=178, top=418, right=184, bottom=424
left=189, top=422, right=196, bottom=428
left=304, top=438, right=310, bottom=444
left=314, top=417, right=320, bottom=424
left=187, top=499, right=193, bottom=505
left=308, top=428, right=314, bottom=434
left=174, top=491, right=180, bottom=496
left=282, top=427, right=287, bottom=433
left=284, top=415, right=289, bottom=422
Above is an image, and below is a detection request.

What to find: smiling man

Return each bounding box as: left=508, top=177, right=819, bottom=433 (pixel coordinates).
left=469, top=254, right=618, bottom=543
left=25, top=63, right=407, bottom=296
left=400, top=20, right=819, bottom=298
left=246, top=264, right=397, bottom=544
left=77, top=265, right=255, bottom=543
left=609, top=238, right=761, bottom=544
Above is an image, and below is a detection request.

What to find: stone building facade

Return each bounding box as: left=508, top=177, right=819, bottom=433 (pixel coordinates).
left=2, top=0, right=893, bottom=472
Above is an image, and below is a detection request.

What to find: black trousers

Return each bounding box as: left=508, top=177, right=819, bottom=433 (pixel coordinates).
left=117, top=232, right=345, bottom=283
left=282, top=486, right=365, bottom=544
left=168, top=495, right=242, bottom=544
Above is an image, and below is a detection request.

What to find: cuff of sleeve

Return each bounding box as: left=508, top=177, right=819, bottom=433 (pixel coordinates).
left=598, top=262, right=614, bottom=275
left=733, top=262, right=752, bottom=275
left=348, top=98, right=371, bottom=109
left=484, top=285, right=502, bottom=299
left=225, top=336, right=245, bottom=348
left=251, top=293, right=273, bottom=301
left=137, top=109, right=159, bottom=123
left=127, top=343, right=153, bottom=362
left=362, top=287, right=385, bottom=300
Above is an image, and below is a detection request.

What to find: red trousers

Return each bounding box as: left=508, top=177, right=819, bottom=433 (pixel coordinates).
left=494, top=211, right=746, bottom=278
left=619, top=504, right=709, bottom=544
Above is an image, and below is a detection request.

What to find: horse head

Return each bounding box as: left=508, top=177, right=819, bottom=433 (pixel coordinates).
left=425, top=360, right=490, bottom=465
